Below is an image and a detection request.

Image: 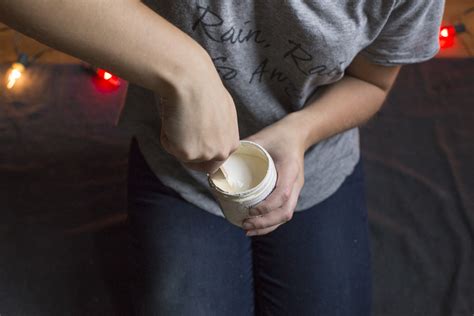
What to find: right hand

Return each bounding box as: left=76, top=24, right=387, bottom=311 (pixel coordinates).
left=159, top=53, right=240, bottom=174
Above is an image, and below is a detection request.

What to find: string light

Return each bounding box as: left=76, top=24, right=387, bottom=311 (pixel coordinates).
left=439, top=23, right=466, bottom=49
left=6, top=63, right=24, bottom=89
left=95, top=68, right=120, bottom=87
left=3, top=31, right=52, bottom=91
left=0, top=29, right=122, bottom=94
left=79, top=63, right=122, bottom=91
left=5, top=53, right=28, bottom=90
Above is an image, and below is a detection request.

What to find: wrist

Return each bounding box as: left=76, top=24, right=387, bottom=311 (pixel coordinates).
left=156, top=44, right=215, bottom=100
left=280, top=111, right=315, bottom=153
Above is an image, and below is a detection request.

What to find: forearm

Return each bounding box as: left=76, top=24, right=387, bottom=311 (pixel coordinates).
left=287, top=76, right=389, bottom=151
left=0, top=0, right=209, bottom=96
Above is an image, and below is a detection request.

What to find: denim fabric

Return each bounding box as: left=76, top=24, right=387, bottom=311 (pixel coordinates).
left=127, top=138, right=371, bottom=316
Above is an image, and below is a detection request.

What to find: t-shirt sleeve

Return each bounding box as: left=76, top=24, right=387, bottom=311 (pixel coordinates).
left=360, top=0, right=445, bottom=66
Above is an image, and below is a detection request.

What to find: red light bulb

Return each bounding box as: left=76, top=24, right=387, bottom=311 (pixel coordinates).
left=439, top=25, right=456, bottom=48
left=96, top=68, right=120, bottom=87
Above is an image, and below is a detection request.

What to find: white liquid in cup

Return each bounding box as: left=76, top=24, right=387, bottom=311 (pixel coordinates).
left=208, top=141, right=277, bottom=227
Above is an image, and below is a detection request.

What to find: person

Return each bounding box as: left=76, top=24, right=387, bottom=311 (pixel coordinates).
left=0, top=0, right=444, bottom=315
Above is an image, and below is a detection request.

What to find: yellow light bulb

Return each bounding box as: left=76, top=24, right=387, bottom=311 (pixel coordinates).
left=6, top=62, right=25, bottom=89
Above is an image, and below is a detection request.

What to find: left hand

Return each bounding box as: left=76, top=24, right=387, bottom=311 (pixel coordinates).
left=242, top=114, right=307, bottom=236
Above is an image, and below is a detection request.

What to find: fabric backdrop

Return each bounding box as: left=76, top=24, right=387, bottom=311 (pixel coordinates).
left=0, top=59, right=473, bottom=315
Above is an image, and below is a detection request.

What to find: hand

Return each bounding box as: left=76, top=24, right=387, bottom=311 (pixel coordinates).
left=159, top=53, right=240, bottom=174
left=241, top=114, right=306, bottom=236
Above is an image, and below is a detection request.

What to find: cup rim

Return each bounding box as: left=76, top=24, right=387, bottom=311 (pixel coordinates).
left=208, top=140, right=273, bottom=197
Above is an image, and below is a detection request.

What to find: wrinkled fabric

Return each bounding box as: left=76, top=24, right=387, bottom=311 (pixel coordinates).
left=117, top=0, right=444, bottom=217
left=0, top=58, right=472, bottom=316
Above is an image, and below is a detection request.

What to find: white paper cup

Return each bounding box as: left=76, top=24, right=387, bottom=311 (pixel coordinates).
left=208, top=140, right=277, bottom=227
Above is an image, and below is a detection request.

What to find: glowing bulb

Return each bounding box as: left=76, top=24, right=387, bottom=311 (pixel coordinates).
left=440, top=28, right=449, bottom=38
left=439, top=25, right=456, bottom=49
left=6, top=62, right=25, bottom=89
left=95, top=68, right=121, bottom=87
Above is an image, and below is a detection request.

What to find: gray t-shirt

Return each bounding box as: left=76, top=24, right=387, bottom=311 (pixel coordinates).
left=117, top=0, right=444, bottom=218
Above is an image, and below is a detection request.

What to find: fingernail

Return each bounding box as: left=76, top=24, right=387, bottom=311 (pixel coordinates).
left=246, top=231, right=257, bottom=237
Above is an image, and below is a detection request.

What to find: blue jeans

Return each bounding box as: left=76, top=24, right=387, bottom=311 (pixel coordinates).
left=127, top=138, right=371, bottom=315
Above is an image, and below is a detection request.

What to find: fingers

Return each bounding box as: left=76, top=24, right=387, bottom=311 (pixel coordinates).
left=245, top=223, right=283, bottom=237
left=161, top=131, right=238, bottom=174
left=248, top=160, right=298, bottom=217
left=243, top=177, right=303, bottom=236
left=182, top=160, right=225, bottom=174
